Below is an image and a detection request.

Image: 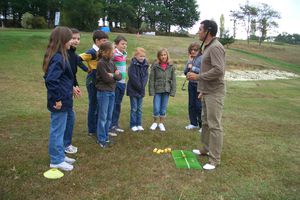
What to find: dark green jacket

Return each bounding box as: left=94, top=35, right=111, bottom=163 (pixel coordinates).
left=148, top=62, right=176, bottom=97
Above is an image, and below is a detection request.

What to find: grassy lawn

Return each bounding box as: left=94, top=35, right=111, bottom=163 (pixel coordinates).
left=0, top=29, right=299, bottom=199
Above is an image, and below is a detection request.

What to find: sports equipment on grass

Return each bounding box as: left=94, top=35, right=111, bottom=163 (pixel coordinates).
left=43, top=168, right=64, bottom=179
left=171, top=150, right=202, bottom=169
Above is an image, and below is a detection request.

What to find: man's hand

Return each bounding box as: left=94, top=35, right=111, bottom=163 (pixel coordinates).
left=187, top=72, right=198, bottom=81
left=198, top=93, right=203, bottom=100
left=53, top=101, right=62, bottom=110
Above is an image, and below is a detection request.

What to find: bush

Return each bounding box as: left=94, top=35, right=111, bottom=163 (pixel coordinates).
left=32, top=16, right=47, bottom=29
left=21, top=12, right=34, bottom=29
left=156, top=31, right=189, bottom=38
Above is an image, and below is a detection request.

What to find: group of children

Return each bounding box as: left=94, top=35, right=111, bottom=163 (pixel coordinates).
left=43, top=26, right=177, bottom=171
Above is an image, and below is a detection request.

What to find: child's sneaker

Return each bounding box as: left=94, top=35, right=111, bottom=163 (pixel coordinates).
left=108, top=131, right=118, bottom=137
left=50, top=161, right=73, bottom=171
left=64, top=156, right=76, bottom=164
left=150, top=123, right=158, bottom=130
left=65, top=145, right=78, bottom=154
left=137, top=126, right=144, bottom=131
left=185, top=124, right=199, bottom=130
left=131, top=126, right=138, bottom=132
left=158, top=123, right=166, bottom=132
left=97, top=141, right=109, bottom=149
left=115, top=126, right=124, bottom=133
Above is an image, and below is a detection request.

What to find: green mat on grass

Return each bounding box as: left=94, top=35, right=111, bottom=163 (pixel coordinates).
left=171, top=150, right=202, bottom=169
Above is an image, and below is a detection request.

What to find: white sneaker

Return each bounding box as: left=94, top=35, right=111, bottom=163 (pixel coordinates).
left=192, top=149, right=201, bottom=155
left=150, top=123, right=158, bottom=130
left=192, top=149, right=209, bottom=156
left=137, top=126, right=144, bottom=131
left=158, top=123, right=166, bottom=132
left=64, top=156, right=76, bottom=164
left=50, top=161, right=73, bottom=171
left=199, top=128, right=202, bottom=133
left=185, top=124, right=199, bottom=130
left=108, top=132, right=118, bottom=137
left=131, top=126, right=138, bottom=132
left=115, top=127, right=124, bottom=132
left=203, top=163, right=216, bottom=170
left=65, top=145, right=78, bottom=154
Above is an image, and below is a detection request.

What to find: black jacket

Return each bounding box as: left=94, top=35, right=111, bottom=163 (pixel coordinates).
left=67, top=46, right=88, bottom=87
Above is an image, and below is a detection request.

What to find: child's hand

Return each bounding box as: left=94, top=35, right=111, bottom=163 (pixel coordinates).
left=53, top=101, right=62, bottom=110
left=73, top=86, right=81, bottom=98
left=107, top=73, right=114, bottom=78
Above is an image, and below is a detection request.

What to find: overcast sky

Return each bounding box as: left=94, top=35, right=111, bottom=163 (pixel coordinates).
left=188, top=0, right=300, bottom=39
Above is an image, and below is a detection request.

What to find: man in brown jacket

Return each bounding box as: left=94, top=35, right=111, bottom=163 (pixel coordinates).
left=187, top=20, right=226, bottom=170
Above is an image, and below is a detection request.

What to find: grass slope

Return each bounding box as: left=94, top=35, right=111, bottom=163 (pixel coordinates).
left=0, top=29, right=299, bottom=199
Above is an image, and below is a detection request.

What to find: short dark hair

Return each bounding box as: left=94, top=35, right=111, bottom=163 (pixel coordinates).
left=70, top=28, right=80, bottom=34
left=200, top=20, right=218, bottom=37
left=114, top=35, right=127, bottom=44
left=93, top=30, right=109, bottom=43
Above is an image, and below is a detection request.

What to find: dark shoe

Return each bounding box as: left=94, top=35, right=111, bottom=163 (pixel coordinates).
left=88, top=132, right=96, bottom=137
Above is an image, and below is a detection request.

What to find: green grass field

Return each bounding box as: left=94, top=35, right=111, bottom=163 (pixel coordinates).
left=0, top=29, right=299, bottom=199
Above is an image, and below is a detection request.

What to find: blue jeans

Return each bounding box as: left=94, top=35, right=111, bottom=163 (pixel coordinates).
left=130, top=96, right=143, bottom=127
left=97, top=91, right=115, bottom=143
left=188, top=82, right=202, bottom=127
left=63, top=109, right=75, bottom=147
left=86, top=72, right=98, bottom=133
left=153, top=93, right=169, bottom=117
left=49, top=111, right=68, bottom=164
left=111, top=82, right=125, bottom=128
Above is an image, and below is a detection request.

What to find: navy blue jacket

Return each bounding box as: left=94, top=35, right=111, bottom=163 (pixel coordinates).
left=44, top=52, right=74, bottom=112
left=68, top=46, right=88, bottom=87
left=126, top=57, right=149, bottom=97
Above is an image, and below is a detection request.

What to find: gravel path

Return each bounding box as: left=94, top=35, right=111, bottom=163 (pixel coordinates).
left=178, top=69, right=299, bottom=81
left=225, top=69, right=299, bottom=81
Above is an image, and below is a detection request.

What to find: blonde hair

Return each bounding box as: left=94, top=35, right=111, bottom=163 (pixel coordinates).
left=42, top=26, right=72, bottom=73
left=134, top=47, right=146, bottom=57
left=157, top=48, right=170, bottom=64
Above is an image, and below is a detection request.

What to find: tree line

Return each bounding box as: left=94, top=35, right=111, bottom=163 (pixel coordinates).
left=229, top=1, right=281, bottom=45
left=0, top=0, right=199, bottom=33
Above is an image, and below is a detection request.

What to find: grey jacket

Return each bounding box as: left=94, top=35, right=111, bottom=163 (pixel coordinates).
left=149, top=62, right=176, bottom=97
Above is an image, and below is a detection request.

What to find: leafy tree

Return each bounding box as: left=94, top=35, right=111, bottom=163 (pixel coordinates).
left=257, top=3, right=280, bottom=45
left=229, top=10, right=243, bottom=39
left=232, top=0, right=258, bottom=44
left=250, top=19, right=256, bottom=39
left=219, top=14, right=225, bottom=38
left=219, top=30, right=235, bottom=48
left=62, top=0, right=104, bottom=31
left=169, top=0, right=199, bottom=31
